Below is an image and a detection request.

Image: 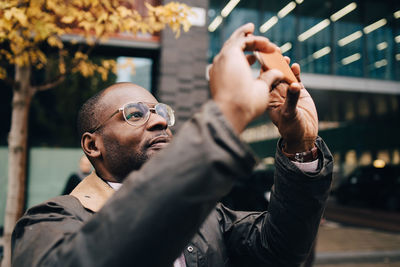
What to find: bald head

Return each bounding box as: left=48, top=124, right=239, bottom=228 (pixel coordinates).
left=101, top=83, right=157, bottom=112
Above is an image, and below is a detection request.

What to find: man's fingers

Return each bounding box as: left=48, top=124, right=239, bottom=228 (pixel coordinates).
left=229, top=23, right=255, bottom=41
left=291, top=63, right=302, bottom=82
left=240, top=35, right=276, bottom=53
left=284, top=56, right=290, bottom=65
left=282, top=82, right=301, bottom=117
left=259, top=69, right=284, bottom=89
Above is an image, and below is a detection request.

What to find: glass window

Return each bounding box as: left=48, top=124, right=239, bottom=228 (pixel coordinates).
left=298, top=16, right=332, bottom=74
left=208, top=0, right=400, bottom=81
left=223, top=8, right=259, bottom=41
left=116, top=57, right=153, bottom=92
left=335, top=21, right=364, bottom=77
left=366, top=27, right=393, bottom=80
left=261, top=12, right=297, bottom=60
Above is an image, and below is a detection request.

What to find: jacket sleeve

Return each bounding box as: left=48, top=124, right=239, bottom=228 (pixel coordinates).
left=218, top=136, right=333, bottom=267
left=11, top=101, right=257, bottom=267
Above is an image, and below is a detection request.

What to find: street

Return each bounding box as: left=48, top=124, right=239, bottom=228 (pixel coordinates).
left=314, top=199, right=400, bottom=266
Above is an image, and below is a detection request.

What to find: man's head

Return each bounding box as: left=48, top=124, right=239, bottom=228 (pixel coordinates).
left=77, top=82, right=173, bottom=182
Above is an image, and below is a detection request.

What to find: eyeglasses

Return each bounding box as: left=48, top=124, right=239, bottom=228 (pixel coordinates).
left=90, top=102, right=175, bottom=133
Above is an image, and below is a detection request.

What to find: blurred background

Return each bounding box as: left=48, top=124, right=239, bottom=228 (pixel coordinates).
left=1, top=0, right=400, bottom=266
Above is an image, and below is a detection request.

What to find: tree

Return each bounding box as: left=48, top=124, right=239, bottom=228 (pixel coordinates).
left=0, top=0, right=192, bottom=266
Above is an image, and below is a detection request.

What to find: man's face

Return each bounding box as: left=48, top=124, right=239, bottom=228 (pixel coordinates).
left=96, top=85, right=173, bottom=181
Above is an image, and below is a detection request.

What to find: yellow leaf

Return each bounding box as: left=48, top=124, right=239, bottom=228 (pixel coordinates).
left=117, top=6, right=132, bottom=18
left=15, top=52, right=30, bottom=66
left=59, top=62, right=66, bottom=74
left=61, top=16, right=75, bottom=24
left=47, top=36, right=63, bottom=49
left=4, top=10, right=13, bottom=20
left=94, top=24, right=104, bottom=36
left=36, top=62, right=44, bottom=69
left=85, top=36, right=95, bottom=46
left=97, top=12, right=108, bottom=23
left=74, top=52, right=87, bottom=60
left=78, top=21, right=92, bottom=31
left=0, top=67, right=7, bottom=80
left=36, top=50, right=47, bottom=64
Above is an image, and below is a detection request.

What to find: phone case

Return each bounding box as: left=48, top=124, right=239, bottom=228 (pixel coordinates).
left=254, top=50, right=297, bottom=84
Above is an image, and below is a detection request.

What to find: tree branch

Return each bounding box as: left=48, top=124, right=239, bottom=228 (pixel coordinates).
left=32, top=35, right=104, bottom=93
left=33, top=75, right=66, bottom=92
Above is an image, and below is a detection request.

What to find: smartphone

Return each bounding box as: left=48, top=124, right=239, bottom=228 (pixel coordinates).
left=254, top=49, right=297, bottom=84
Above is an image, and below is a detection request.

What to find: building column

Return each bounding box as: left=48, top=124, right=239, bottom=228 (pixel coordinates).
left=157, top=0, right=210, bottom=131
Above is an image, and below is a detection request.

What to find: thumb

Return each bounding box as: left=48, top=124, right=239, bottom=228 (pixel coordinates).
left=282, top=82, right=301, bottom=118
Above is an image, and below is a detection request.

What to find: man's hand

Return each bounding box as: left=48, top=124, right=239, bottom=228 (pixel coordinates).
left=209, top=23, right=283, bottom=134
left=266, top=57, right=318, bottom=153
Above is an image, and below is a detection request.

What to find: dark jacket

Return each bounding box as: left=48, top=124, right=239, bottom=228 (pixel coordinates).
left=11, top=101, right=333, bottom=267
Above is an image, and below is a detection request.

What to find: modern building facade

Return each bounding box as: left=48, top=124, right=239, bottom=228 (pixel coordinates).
left=207, top=0, right=400, bottom=182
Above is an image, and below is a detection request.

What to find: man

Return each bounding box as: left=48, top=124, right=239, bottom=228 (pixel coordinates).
left=12, top=23, right=333, bottom=266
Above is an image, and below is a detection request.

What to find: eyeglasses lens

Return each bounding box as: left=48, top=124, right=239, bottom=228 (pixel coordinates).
left=123, top=103, right=149, bottom=124
left=156, top=103, right=175, bottom=127
left=123, top=102, right=175, bottom=127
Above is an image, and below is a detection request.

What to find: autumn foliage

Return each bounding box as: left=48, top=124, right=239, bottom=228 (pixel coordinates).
left=0, top=0, right=192, bottom=80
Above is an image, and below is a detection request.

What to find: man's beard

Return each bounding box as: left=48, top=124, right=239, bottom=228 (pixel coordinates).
left=102, top=136, right=149, bottom=182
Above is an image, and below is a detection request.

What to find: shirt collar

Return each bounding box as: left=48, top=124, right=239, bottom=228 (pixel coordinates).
left=107, top=181, right=122, bottom=191
left=70, top=171, right=115, bottom=212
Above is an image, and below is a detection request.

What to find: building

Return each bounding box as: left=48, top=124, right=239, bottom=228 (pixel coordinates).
left=207, top=0, right=400, bottom=183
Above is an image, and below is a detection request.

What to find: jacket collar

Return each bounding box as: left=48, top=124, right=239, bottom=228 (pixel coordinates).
left=70, top=171, right=115, bottom=212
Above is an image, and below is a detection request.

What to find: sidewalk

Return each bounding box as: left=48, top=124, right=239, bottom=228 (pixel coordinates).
left=314, top=221, right=400, bottom=266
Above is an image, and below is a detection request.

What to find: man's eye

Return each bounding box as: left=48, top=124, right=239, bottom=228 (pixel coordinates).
left=126, top=111, right=143, bottom=120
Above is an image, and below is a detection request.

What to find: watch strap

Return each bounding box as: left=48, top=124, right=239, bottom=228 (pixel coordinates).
left=282, top=145, right=318, bottom=163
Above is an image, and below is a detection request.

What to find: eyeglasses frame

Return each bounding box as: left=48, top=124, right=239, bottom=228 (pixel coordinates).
left=89, top=102, right=174, bottom=133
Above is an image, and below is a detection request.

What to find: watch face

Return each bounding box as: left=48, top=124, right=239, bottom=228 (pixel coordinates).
left=282, top=143, right=318, bottom=162
left=295, top=153, right=305, bottom=163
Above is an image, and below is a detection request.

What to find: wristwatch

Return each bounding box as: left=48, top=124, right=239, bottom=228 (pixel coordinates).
left=282, top=145, right=318, bottom=163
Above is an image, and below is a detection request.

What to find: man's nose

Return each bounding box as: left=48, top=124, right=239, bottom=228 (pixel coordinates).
left=146, top=111, right=168, bottom=130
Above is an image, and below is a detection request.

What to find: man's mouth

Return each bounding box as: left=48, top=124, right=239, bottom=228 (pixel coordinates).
left=147, top=135, right=171, bottom=150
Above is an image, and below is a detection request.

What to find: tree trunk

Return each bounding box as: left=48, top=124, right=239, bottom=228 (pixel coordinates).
left=2, top=65, right=34, bottom=267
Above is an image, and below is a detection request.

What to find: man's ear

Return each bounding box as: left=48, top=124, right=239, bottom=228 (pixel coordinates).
left=81, top=132, right=102, bottom=159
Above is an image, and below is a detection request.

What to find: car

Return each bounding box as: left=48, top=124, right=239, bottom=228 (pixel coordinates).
left=334, top=165, right=400, bottom=212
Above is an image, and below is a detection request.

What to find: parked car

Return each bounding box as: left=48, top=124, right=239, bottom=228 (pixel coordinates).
left=334, top=165, right=400, bottom=211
